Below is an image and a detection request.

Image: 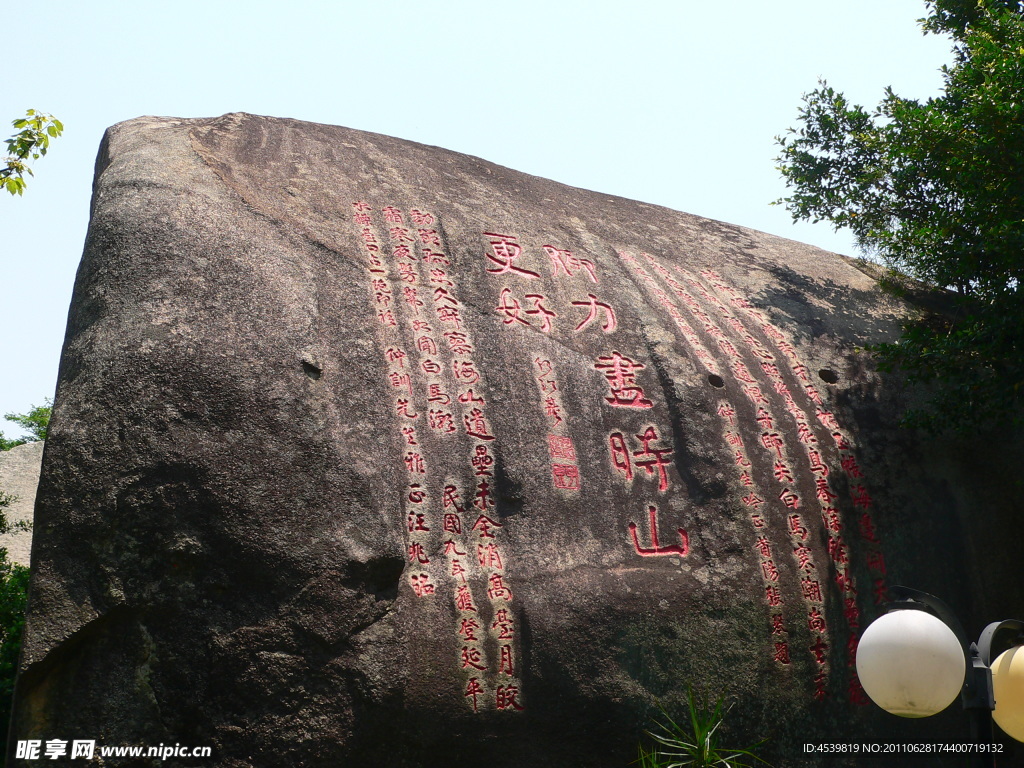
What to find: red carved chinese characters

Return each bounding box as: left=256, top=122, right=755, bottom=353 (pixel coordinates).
left=409, top=573, right=435, bottom=596
left=496, top=685, right=525, bottom=711
left=608, top=427, right=674, bottom=492
left=628, top=506, right=688, bottom=558
left=353, top=208, right=531, bottom=712
left=464, top=678, right=483, bottom=713
left=534, top=358, right=579, bottom=492
left=484, top=233, right=539, bottom=278
left=550, top=463, right=578, bottom=489
left=496, top=288, right=530, bottom=326
left=543, top=245, right=597, bottom=282
left=571, top=294, right=617, bottom=333
left=487, top=574, right=513, bottom=601
left=464, top=408, right=496, bottom=441
left=594, top=352, right=654, bottom=408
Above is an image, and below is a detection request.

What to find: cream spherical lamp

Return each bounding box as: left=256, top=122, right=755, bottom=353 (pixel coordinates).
left=991, top=645, right=1024, bottom=742
left=857, top=609, right=966, bottom=717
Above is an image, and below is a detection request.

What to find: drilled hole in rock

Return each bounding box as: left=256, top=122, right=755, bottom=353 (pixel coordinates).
left=708, top=374, right=725, bottom=388
left=818, top=369, right=839, bottom=384
left=302, top=361, right=322, bottom=380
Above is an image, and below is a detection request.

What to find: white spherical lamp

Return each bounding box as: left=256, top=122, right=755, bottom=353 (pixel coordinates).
left=991, top=645, right=1024, bottom=742
left=856, top=610, right=965, bottom=717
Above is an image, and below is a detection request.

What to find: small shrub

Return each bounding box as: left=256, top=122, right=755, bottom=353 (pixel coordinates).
left=636, top=687, right=771, bottom=768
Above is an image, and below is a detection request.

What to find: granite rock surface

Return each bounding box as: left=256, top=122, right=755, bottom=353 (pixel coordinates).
left=0, top=441, right=42, bottom=566
left=10, top=113, right=1023, bottom=767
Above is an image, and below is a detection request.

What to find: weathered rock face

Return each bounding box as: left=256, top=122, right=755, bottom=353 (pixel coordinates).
left=0, top=441, right=42, bottom=566
left=11, top=114, right=1024, bottom=766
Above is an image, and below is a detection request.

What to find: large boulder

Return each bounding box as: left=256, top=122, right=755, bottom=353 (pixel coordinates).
left=10, top=114, right=1023, bottom=766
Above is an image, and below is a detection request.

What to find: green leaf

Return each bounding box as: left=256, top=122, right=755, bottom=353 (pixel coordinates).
left=774, top=3, right=1024, bottom=432
left=2, top=110, right=62, bottom=198
left=638, top=687, right=771, bottom=767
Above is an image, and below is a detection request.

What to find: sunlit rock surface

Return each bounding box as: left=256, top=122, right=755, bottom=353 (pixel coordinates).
left=10, top=114, right=1022, bottom=767
left=0, top=441, right=41, bottom=566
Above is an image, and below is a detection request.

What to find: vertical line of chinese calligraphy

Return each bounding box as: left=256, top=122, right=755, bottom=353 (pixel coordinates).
left=353, top=203, right=522, bottom=713
left=615, top=250, right=830, bottom=688
left=697, top=266, right=882, bottom=704
left=692, top=257, right=882, bottom=703
left=654, top=256, right=835, bottom=693
left=533, top=357, right=580, bottom=492
left=617, top=249, right=885, bottom=703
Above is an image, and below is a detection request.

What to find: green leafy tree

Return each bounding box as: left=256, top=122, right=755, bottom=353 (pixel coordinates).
left=921, top=0, right=1022, bottom=33
left=0, top=400, right=51, bottom=451
left=775, top=0, right=1024, bottom=431
left=2, top=110, right=63, bottom=196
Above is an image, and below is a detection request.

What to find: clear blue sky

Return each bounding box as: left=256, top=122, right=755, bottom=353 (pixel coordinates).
left=0, top=0, right=952, bottom=438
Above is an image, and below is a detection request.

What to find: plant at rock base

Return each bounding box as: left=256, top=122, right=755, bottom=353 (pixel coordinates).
left=635, top=742, right=662, bottom=768
left=636, top=687, right=771, bottom=768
